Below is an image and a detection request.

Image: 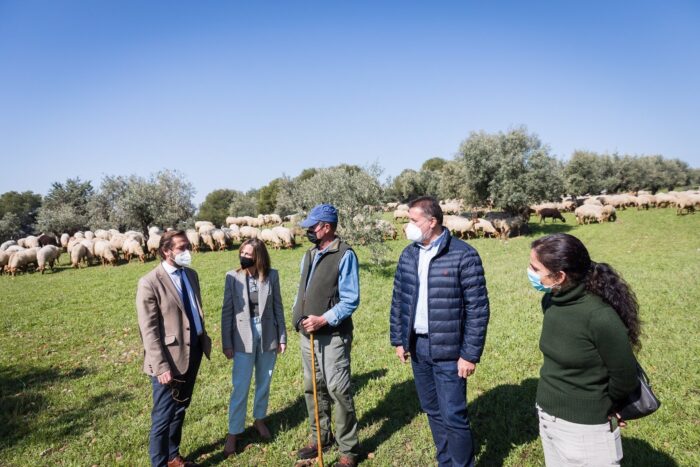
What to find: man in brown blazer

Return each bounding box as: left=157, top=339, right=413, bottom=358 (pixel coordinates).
left=136, top=230, right=212, bottom=467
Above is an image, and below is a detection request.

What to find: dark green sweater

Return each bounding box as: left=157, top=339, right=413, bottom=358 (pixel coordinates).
left=536, top=283, right=639, bottom=424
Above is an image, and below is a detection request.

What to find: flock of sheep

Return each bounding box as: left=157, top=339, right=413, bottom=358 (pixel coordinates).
left=389, top=190, right=700, bottom=240
left=0, top=214, right=298, bottom=276
left=2, top=190, right=697, bottom=276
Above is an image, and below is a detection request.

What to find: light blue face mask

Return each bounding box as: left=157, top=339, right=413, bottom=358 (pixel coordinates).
left=527, top=268, right=552, bottom=293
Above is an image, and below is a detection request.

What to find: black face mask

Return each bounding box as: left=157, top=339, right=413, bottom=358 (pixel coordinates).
left=306, top=228, right=321, bottom=245
left=239, top=256, right=255, bottom=269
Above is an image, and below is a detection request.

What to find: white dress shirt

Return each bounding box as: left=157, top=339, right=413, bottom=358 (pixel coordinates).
left=413, top=229, right=447, bottom=334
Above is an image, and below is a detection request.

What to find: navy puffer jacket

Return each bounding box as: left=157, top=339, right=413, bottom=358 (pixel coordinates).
left=389, top=229, right=490, bottom=362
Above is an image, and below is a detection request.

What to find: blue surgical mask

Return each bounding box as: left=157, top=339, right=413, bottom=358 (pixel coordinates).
left=527, top=268, right=552, bottom=293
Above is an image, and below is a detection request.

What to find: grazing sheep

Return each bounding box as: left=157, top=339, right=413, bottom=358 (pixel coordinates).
left=147, top=234, right=162, bottom=258
left=84, top=230, right=95, bottom=241
left=73, top=231, right=85, bottom=239
left=675, top=193, right=699, bottom=215
left=239, top=226, right=261, bottom=241
left=7, top=250, right=32, bottom=275
left=0, top=250, right=9, bottom=274
left=260, top=228, right=282, bottom=249
left=538, top=208, right=566, bottom=223
left=211, top=229, right=228, bottom=251
left=24, top=236, right=40, bottom=249
left=375, top=220, right=398, bottom=241
left=601, top=205, right=617, bottom=222
left=224, top=225, right=241, bottom=243
left=199, top=231, right=216, bottom=251
left=271, top=226, right=295, bottom=248
left=1, top=240, right=17, bottom=251
left=574, top=205, right=608, bottom=224
left=185, top=229, right=201, bottom=252
left=635, top=195, right=653, bottom=210
left=80, top=239, right=96, bottom=259
left=444, top=215, right=475, bottom=239
left=123, top=238, right=146, bottom=262
left=148, top=226, right=162, bottom=236
left=654, top=193, right=677, bottom=208
left=17, top=238, right=27, bottom=248
left=94, top=240, right=118, bottom=266
left=60, top=233, right=70, bottom=249
left=37, top=245, right=61, bottom=273
left=393, top=209, right=409, bottom=221
left=70, top=243, right=91, bottom=268
left=473, top=218, right=498, bottom=237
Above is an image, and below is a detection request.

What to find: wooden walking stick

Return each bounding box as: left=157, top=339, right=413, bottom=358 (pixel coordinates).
left=309, top=331, right=324, bottom=467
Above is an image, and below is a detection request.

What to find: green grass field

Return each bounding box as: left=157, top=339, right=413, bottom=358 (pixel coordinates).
left=2, top=208, right=699, bottom=466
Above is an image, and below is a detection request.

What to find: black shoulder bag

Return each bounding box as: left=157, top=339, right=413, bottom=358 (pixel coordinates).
left=615, top=361, right=661, bottom=420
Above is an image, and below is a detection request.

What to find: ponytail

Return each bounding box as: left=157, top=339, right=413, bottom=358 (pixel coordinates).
left=586, top=261, right=641, bottom=350
left=532, top=233, right=642, bottom=351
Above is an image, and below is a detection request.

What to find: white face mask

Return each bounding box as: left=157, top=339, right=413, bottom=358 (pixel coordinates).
left=173, top=250, right=192, bottom=267
left=405, top=222, right=426, bottom=243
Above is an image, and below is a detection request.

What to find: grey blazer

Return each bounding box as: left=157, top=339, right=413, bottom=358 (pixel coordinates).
left=221, top=268, right=287, bottom=353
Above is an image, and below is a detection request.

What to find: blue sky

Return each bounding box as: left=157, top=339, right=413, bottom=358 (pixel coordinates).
left=1, top=1, right=698, bottom=204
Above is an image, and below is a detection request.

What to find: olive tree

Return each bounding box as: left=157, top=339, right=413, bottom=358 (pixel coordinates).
left=285, top=164, right=388, bottom=264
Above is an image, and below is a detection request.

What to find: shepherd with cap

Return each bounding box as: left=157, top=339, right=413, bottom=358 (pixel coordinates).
left=293, top=203, right=361, bottom=467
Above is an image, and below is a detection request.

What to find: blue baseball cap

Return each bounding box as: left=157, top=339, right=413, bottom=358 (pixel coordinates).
left=299, top=204, right=338, bottom=228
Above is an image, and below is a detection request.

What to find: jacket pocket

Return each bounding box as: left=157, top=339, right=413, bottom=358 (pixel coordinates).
left=164, top=335, right=178, bottom=346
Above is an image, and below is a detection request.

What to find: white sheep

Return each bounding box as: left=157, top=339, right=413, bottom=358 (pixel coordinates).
left=0, top=250, right=9, bottom=274
left=443, top=215, right=474, bottom=239
left=70, top=243, right=91, bottom=268
left=239, top=226, right=261, bottom=241
left=185, top=229, right=201, bottom=252
left=147, top=233, right=162, bottom=258
left=1, top=240, right=17, bottom=251
left=574, top=205, right=608, bottom=224
left=84, top=230, right=95, bottom=241
left=260, top=229, right=282, bottom=249
left=94, top=239, right=118, bottom=266
left=211, top=229, right=228, bottom=251
left=473, top=218, right=498, bottom=237
left=271, top=226, right=295, bottom=248
left=37, top=245, right=61, bottom=273
left=393, top=209, right=409, bottom=221
left=123, top=238, right=146, bottom=262
left=224, top=225, right=241, bottom=243
left=60, top=233, right=70, bottom=249
left=199, top=231, right=216, bottom=251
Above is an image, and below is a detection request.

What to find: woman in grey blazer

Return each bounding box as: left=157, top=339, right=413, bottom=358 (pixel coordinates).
left=221, top=238, right=287, bottom=457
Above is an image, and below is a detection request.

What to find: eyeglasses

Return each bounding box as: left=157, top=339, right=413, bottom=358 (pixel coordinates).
left=168, top=378, right=190, bottom=403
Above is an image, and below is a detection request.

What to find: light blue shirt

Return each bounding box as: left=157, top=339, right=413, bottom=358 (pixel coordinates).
left=294, top=239, right=360, bottom=327
left=413, top=228, right=447, bottom=334
left=162, top=262, right=203, bottom=336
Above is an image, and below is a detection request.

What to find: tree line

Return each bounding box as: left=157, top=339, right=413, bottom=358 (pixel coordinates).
left=2, top=127, right=698, bottom=242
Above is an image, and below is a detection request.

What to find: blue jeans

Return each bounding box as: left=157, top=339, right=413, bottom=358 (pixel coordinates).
left=149, top=340, right=202, bottom=467
left=411, top=334, right=474, bottom=467
left=228, top=316, right=278, bottom=435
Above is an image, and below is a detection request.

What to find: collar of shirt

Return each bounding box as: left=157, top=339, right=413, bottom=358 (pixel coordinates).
left=417, top=228, right=447, bottom=251
left=161, top=261, right=180, bottom=275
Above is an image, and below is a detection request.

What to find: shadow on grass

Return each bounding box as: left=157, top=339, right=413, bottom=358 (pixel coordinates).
left=0, top=364, right=129, bottom=450
left=525, top=221, right=574, bottom=237
left=358, top=378, right=422, bottom=458
left=191, top=368, right=388, bottom=466
left=622, top=437, right=677, bottom=466
left=471, top=378, right=539, bottom=466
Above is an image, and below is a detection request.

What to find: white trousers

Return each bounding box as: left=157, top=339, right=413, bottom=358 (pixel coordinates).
left=537, top=405, right=623, bottom=466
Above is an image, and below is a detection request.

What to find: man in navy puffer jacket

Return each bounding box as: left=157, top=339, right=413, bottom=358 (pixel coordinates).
left=390, top=196, right=489, bottom=467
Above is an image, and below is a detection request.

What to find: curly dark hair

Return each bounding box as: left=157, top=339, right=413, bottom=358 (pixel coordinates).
left=531, top=233, right=641, bottom=350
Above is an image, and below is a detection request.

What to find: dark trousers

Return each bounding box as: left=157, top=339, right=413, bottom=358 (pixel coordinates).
left=411, top=334, right=475, bottom=467
left=149, top=340, right=202, bottom=467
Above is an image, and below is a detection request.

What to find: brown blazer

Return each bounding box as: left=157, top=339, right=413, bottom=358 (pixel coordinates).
left=136, top=263, right=212, bottom=377
left=221, top=268, right=287, bottom=353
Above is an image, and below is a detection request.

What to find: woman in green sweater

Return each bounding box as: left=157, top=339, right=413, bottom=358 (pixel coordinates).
left=528, top=233, right=640, bottom=466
